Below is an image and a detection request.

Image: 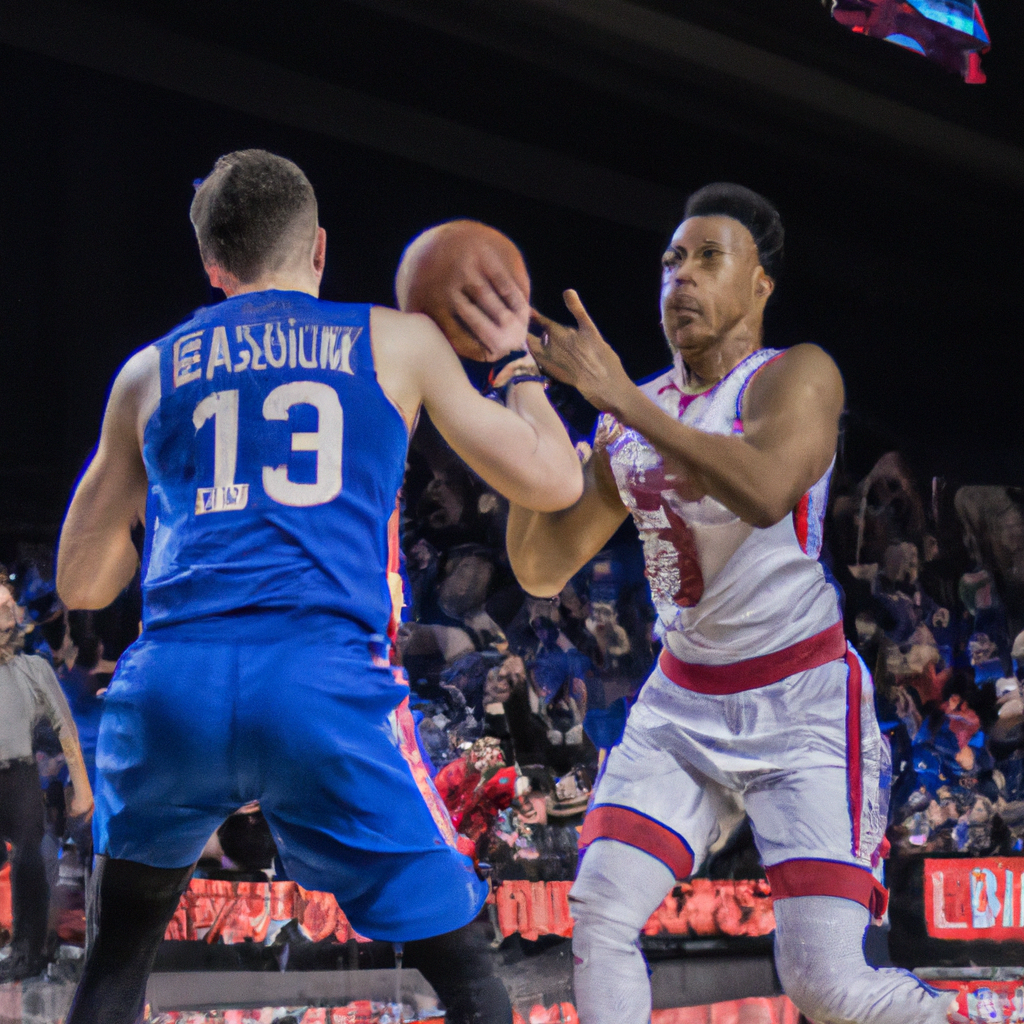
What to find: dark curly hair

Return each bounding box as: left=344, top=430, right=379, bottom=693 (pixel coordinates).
left=683, top=182, right=784, bottom=284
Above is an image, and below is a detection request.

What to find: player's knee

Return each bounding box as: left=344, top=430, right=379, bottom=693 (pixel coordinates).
left=571, top=840, right=674, bottom=924
left=570, top=900, right=635, bottom=969
left=570, top=846, right=666, bottom=967
left=774, top=927, right=872, bottom=1024
left=570, top=882, right=639, bottom=967
left=775, top=953, right=843, bottom=1023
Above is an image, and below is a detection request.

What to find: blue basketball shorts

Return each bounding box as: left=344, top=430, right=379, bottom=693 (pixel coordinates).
left=93, top=615, right=485, bottom=941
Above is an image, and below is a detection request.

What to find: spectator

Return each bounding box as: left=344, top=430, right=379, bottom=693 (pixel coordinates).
left=56, top=630, right=107, bottom=792
left=584, top=601, right=632, bottom=675
left=431, top=545, right=507, bottom=652
left=0, top=574, right=92, bottom=981
left=500, top=652, right=596, bottom=776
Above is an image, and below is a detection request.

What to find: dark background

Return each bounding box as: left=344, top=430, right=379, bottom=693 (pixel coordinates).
left=1, top=0, right=1022, bottom=548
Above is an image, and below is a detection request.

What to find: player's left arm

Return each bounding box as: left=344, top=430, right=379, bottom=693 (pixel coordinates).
left=613, top=345, right=843, bottom=528
left=57, top=347, right=158, bottom=610
left=529, top=291, right=843, bottom=529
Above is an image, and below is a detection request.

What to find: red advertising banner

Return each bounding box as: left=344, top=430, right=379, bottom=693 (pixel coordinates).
left=924, top=858, right=1024, bottom=941
left=152, top=877, right=777, bottom=944
left=144, top=999, right=802, bottom=1024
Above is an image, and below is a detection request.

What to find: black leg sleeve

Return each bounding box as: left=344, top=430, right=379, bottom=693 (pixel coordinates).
left=403, top=921, right=513, bottom=1024
left=65, top=856, right=194, bottom=1024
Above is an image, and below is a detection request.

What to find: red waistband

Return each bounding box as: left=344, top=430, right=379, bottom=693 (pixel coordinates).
left=658, top=621, right=847, bottom=695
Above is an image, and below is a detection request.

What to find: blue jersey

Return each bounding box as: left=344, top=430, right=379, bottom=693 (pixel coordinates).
left=140, top=291, right=407, bottom=637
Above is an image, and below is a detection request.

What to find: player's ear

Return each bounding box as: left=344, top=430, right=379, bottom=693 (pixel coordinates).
left=205, top=262, right=232, bottom=295
left=312, top=227, right=327, bottom=278
left=754, top=266, right=774, bottom=302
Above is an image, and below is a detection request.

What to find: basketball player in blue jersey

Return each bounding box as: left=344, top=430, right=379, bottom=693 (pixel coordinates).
left=460, top=184, right=963, bottom=1023
left=56, top=149, right=583, bottom=1024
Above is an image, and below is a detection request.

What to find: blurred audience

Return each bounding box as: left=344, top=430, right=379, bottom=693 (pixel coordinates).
left=5, top=437, right=1024, bottom=963
left=0, top=571, right=92, bottom=980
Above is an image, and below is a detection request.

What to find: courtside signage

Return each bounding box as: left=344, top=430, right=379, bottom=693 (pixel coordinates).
left=925, top=858, right=1024, bottom=940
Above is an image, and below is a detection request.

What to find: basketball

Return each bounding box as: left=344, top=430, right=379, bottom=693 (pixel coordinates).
left=395, top=219, right=530, bottom=362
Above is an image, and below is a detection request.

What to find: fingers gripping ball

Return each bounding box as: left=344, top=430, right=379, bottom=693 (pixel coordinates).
left=395, top=220, right=530, bottom=362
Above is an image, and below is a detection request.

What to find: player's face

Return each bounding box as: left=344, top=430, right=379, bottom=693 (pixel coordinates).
left=659, top=216, right=766, bottom=359
left=0, top=589, right=17, bottom=633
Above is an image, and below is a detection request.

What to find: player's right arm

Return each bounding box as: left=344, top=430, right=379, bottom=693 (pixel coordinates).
left=372, top=306, right=583, bottom=513
left=505, top=441, right=628, bottom=598
left=57, top=347, right=158, bottom=610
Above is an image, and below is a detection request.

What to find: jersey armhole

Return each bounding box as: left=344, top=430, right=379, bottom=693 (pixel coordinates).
left=733, top=351, right=786, bottom=425
left=367, top=305, right=414, bottom=442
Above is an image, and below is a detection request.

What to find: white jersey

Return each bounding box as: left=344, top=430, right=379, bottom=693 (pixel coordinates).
left=605, top=348, right=841, bottom=666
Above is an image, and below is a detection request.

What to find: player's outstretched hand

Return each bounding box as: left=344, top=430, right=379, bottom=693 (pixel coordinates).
left=446, top=246, right=531, bottom=361
left=528, top=290, right=632, bottom=410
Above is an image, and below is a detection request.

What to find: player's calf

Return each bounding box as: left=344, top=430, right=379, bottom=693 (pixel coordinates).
left=404, top=920, right=513, bottom=1024
left=773, top=895, right=952, bottom=1024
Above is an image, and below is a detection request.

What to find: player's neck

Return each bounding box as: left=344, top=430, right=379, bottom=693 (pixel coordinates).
left=219, top=274, right=320, bottom=299
left=208, top=258, right=322, bottom=299
left=673, top=325, right=763, bottom=392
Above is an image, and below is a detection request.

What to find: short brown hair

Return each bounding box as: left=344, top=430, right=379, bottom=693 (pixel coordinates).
left=190, top=149, right=317, bottom=284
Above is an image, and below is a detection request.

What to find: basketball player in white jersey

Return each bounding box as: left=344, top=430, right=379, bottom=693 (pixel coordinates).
left=457, top=184, right=963, bottom=1023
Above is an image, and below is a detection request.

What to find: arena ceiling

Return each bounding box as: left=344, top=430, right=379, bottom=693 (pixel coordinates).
left=0, top=0, right=1022, bottom=537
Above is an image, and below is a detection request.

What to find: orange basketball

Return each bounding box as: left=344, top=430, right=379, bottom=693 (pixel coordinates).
left=395, top=219, right=530, bottom=362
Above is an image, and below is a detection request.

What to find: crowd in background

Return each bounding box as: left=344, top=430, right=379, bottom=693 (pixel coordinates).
left=397, top=417, right=1024, bottom=874
left=829, top=454, right=1024, bottom=858
left=4, top=424, right=1024, bottom=958
left=393, top=417, right=656, bottom=886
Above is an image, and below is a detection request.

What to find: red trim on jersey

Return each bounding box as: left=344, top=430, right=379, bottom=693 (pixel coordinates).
left=658, top=621, right=846, bottom=695
left=394, top=696, right=460, bottom=848
left=579, top=805, right=694, bottom=880
left=845, top=648, right=864, bottom=857
left=386, top=501, right=402, bottom=644
left=657, top=380, right=709, bottom=418
left=793, top=492, right=811, bottom=554
left=765, top=858, right=888, bottom=918
left=387, top=503, right=401, bottom=575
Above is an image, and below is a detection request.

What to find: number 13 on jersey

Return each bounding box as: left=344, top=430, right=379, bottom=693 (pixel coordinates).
left=192, top=382, right=343, bottom=515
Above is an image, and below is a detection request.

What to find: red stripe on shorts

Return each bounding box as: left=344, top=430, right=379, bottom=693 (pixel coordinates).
left=579, top=805, right=694, bottom=880
left=393, top=697, right=460, bottom=849
left=658, top=621, right=846, bottom=695
left=845, top=648, right=863, bottom=858
left=765, top=858, right=888, bottom=918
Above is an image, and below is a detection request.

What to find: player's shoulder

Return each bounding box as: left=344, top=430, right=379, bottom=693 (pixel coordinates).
left=747, top=344, right=844, bottom=414
left=112, top=343, right=160, bottom=399
left=766, top=343, right=838, bottom=375
left=371, top=304, right=442, bottom=336
left=754, top=344, right=842, bottom=390
left=368, top=305, right=463, bottom=422
left=370, top=304, right=453, bottom=361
